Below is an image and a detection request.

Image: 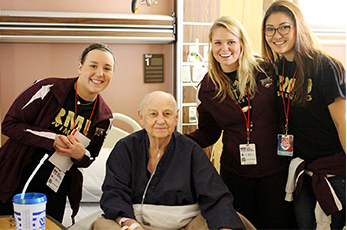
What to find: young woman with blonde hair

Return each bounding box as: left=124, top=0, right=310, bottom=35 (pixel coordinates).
left=187, top=15, right=295, bottom=229
left=262, top=1, right=345, bottom=229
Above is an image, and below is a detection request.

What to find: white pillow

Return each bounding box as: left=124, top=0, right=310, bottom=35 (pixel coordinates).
left=81, top=148, right=112, bottom=202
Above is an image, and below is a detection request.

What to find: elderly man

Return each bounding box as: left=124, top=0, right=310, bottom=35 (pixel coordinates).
left=91, top=91, right=247, bottom=230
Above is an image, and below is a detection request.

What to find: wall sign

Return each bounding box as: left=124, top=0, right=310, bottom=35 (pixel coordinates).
left=144, top=54, right=164, bottom=83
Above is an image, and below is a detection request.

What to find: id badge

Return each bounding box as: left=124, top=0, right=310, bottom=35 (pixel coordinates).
left=239, top=143, right=257, bottom=165
left=277, top=134, right=294, bottom=156
left=47, top=166, right=65, bottom=193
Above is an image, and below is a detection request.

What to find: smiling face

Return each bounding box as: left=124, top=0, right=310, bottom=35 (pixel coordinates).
left=211, top=26, right=241, bottom=72
left=76, top=49, right=114, bottom=101
left=138, top=91, right=178, bottom=144
left=265, top=12, right=296, bottom=61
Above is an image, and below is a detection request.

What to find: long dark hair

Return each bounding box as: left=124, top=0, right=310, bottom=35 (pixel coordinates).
left=261, top=0, right=345, bottom=105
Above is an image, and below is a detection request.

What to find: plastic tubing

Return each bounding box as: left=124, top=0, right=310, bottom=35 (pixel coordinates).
left=21, top=153, right=49, bottom=199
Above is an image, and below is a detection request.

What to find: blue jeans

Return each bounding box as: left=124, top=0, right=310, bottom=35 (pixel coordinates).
left=294, top=174, right=346, bottom=230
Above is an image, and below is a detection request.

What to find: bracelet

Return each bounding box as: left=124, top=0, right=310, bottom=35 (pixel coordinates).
left=121, top=222, right=141, bottom=230
left=129, top=223, right=141, bottom=230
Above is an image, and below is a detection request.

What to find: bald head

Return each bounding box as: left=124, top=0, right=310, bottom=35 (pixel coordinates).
left=140, top=91, right=177, bottom=112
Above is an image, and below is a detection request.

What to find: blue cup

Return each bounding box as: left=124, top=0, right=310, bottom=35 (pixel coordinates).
left=12, top=193, right=47, bottom=230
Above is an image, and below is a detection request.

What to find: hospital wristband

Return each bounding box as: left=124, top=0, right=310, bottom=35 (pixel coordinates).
left=121, top=222, right=141, bottom=230
left=119, top=217, right=130, bottom=226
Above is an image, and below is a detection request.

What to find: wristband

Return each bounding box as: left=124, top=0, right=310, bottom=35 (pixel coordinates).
left=119, top=217, right=130, bottom=226
left=121, top=223, right=141, bottom=230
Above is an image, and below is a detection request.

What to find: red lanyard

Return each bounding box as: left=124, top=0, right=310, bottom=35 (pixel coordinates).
left=281, top=58, right=297, bottom=134
left=74, top=84, right=98, bottom=135
left=236, top=94, right=251, bottom=144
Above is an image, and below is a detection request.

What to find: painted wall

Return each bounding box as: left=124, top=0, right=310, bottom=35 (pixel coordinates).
left=0, top=0, right=175, bottom=144
left=0, top=0, right=173, bottom=14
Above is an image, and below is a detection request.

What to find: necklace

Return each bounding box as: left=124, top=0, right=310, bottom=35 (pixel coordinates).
left=77, top=95, right=95, bottom=106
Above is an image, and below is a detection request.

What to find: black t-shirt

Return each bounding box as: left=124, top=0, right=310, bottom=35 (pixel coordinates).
left=225, top=71, right=250, bottom=110
left=277, top=57, right=345, bottom=162
left=225, top=71, right=253, bottom=133
left=50, top=87, right=96, bottom=136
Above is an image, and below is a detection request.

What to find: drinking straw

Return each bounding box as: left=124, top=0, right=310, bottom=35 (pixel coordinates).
left=21, top=153, right=49, bottom=199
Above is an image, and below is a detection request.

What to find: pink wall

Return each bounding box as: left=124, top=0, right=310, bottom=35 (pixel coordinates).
left=1, top=1, right=346, bottom=145
left=0, top=0, right=174, bottom=144
left=322, top=44, right=346, bottom=66
left=0, top=0, right=173, bottom=14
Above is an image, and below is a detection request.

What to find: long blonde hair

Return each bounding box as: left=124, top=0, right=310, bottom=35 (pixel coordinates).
left=208, top=16, right=264, bottom=102
left=261, top=0, right=345, bottom=105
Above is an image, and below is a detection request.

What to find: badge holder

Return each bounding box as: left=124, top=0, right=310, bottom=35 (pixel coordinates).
left=239, top=135, right=257, bottom=165
left=277, top=125, right=294, bottom=156
left=277, top=134, right=294, bottom=156
left=237, top=95, right=257, bottom=165
left=278, top=59, right=296, bottom=157
left=240, top=143, right=257, bottom=165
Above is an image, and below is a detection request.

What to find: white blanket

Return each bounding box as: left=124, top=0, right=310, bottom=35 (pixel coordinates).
left=133, top=203, right=200, bottom=230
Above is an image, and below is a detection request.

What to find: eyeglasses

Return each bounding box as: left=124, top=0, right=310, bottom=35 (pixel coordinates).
left=264, top=25, right=295, bottom=37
